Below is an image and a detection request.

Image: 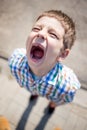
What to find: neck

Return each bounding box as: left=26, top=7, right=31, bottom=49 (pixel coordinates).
left=29, top=61, right=57, bottom=77
left=30, top=67, right=47, bottom=77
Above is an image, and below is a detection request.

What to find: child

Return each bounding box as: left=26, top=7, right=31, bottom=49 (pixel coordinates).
left=9, top=10, right=81, bottom=113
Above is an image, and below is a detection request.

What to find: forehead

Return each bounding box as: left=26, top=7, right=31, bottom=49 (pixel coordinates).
left=35, top=16, right=65, bottom=36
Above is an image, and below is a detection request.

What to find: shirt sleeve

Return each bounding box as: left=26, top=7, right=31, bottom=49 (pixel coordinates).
left=64, top=69, right=81, bottom=103
left=56, top=66, right=81, bottom=105
left=8, top=48, right=26, bottom=87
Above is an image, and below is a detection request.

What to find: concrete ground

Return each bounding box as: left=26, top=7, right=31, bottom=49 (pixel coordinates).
left=0, top=59, right=87, bottom=130
left=0, top=0, right=87, bottom=130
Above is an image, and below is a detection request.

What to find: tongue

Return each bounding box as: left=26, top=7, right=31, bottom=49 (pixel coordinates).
left=33, top=49, right=43, bottom=59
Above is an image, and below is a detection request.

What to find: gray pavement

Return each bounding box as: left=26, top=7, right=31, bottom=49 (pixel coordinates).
left=0, top=55, right=87, bottom=130
left=0, top=0, right=87, bottom=130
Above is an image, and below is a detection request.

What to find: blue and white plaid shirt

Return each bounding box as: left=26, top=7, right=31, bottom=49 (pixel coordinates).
left=9, top=49, right=81, bottom=105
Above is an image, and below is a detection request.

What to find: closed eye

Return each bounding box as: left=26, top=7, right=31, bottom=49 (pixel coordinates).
left=49, top=32, right=59, bottom=39
left=32, top=27, right=40, bottom=32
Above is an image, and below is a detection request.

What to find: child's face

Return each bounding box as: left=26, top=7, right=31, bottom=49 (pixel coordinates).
left=26, top=16, right=65, bottom=75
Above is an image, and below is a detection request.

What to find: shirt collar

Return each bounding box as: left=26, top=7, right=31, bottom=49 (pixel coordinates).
left=25, top=56, right=63, bottom=86
left=41, top=63, right=63, bottom=85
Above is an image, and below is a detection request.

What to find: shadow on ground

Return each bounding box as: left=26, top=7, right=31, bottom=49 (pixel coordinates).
left=16, top=97, right=52, bottom=130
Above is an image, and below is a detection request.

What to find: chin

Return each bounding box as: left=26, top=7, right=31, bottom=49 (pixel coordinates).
left=29, top=57, right=45, bottom=68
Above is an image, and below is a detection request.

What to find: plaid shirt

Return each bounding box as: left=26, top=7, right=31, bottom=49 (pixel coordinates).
left=9, top=49, right=81, bottom=105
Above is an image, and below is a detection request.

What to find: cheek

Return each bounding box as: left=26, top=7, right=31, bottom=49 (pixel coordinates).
left=26, top=32, right=36, bottom=46
left=49, top=41, right=59, bottom=52
left=26, top=35, right=32, bottom=47
left=49, top=44, right=62, bottom=58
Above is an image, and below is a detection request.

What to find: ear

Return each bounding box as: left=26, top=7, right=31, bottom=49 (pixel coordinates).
left=57, top=49, right=70, bottom=62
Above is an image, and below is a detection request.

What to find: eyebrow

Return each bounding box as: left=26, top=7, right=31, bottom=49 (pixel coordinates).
left=49, top=28, right=62, bottom=39
left=34, top=23, right=63, bottom=39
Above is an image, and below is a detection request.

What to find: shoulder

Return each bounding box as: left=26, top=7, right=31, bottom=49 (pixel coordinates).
left=58, top=63, right=81, bottom=90
left=8, top=48, right=27, bottom=70
left=57, top=63, right=81, bottom=103
left=10, top=48, right=26, bottom=58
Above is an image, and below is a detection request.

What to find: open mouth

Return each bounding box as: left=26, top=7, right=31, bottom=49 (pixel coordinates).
left=30, top=45, right=44, bottom=61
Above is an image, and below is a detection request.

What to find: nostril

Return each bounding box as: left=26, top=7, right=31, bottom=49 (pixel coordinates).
left=37, top=34, right=45, bottom=39
left=37, top=32, right=46, bottom=40
left=35, top=36, right=45, bottom=43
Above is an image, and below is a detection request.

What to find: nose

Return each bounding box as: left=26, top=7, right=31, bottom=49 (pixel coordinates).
left=37, top=29, right=47, bottom=40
